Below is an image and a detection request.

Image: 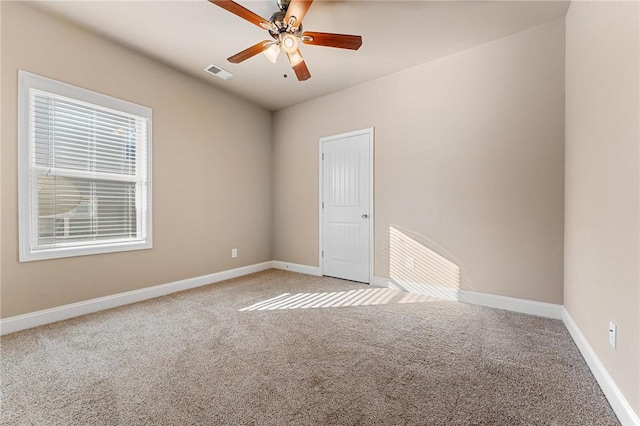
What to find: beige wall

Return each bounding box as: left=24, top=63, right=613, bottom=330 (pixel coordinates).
left=0, top=2, right=273, bottom=318
left=564, top=1, right=640, bottom=416
left=273, top=18, right=566, bottom=304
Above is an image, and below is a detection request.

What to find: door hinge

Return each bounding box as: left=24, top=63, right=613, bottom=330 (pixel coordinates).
left=322, top=201, right=324, bottom=209
left=322, top=153, right=324, bottom=160
left=322, top=250, right=324, bottom=258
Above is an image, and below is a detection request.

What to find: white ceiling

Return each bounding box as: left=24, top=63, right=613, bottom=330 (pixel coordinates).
left=31, top=1, right=570, bottom=111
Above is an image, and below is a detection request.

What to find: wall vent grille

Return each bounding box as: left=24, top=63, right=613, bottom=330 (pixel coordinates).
left=203, top=64, right=233, bottom=80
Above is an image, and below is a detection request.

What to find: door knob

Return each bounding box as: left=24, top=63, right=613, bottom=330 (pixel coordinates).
left=361, top=214, right=369, bottom=219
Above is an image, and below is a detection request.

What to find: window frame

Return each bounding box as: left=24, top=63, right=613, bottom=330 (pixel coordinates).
left=18, top=70, right=153, bottom=262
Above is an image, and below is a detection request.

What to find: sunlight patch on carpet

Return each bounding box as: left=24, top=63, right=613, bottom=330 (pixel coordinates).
left=239, top=288, right=439, bottom=311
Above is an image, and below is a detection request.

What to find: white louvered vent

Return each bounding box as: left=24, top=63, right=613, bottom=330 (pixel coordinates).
left=204, top=64, right=233, bottom=80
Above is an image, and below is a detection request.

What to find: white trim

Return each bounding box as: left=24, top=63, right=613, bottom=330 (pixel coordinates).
left=562, top=308, right=640, bottom=425
left=458, top=290, right=563, bottom=319
left=318, top=127, right=375, bottom=284
left=272, top=261, right=321, bottom=276
left=372, top=276, right=459, bottom=301
left=0, top=261, right=272, bottom=336
left=19, top=70, right=151, bottom=116
left=370, top=276, right=389, bottom=288
left=17, top=70, right=153, bottom=262
left=368, top=128, right=375, bottom=283
left=375, top=280, right=563, bottom=318
left=318, top=137, right=323, bottom=274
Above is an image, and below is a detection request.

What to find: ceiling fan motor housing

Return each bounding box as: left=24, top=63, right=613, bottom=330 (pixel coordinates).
left=269, top=11, right=286, bottom=34
left=277, top=0, right=290, bottom=11
left=269, top=10, right=302, bottom=39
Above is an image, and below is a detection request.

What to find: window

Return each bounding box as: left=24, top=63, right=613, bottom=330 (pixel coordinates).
left=18, top=71, right=152, bottom=261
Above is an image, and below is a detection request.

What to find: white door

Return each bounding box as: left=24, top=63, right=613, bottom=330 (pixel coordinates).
left=321, top=130, right=372, bottom=283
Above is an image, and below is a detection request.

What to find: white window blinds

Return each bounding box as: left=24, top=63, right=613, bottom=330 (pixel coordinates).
left=19, top=71, right=152, bottom=261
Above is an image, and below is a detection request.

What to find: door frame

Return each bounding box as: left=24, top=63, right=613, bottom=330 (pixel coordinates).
left=318, top=127, right=375, bottom=283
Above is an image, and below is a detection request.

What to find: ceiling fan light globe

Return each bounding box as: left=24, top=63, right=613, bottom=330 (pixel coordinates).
left=264, top=43, right=281, bottom=64
left=282, top=34, right=298, bottom=53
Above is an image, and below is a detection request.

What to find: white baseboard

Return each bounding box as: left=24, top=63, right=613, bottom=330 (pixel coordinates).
left=562, top=308, right=640, bottom=426
left=458, top=290, right=563, bottom=319
left=370, top=276, right=389, bottom=288
left=373, top=278, right=562, bottom=319
left=372, top=276, right=459, bottom=301
left=272, top=261, right=321, bottom=276
left=0, top=261, right=273, bottom=336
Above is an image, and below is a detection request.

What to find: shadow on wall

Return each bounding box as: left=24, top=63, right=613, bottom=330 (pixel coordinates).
left=384, top=226, right=464, bottom=301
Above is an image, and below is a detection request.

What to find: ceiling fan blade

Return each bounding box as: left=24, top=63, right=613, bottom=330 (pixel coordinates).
left=209, top=0, right=272, bottom=30
left=284, top=0, right=313, bottom=28
left=285, top=49, right=311, bottom=81
left=228, top=41, right=272, bottom=64
left=293, top=60, right=311, bottom=81
left=302, top=32, right=362, bottom=50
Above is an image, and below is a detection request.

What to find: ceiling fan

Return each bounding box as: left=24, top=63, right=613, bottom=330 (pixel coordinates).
left=209, top=0, right=363, bottom=81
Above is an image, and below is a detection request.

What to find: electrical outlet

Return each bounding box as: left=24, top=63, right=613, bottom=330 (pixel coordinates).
left=231, top=248, right=238, bottom=258
left=609, top=321, right=617, bottom=349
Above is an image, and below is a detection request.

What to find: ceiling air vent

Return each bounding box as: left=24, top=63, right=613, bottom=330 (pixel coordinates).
left=204, top=64, right=233, bottom=80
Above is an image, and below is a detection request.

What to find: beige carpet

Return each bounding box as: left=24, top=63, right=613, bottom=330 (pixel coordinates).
left=1, top=269, right=619, bottom=425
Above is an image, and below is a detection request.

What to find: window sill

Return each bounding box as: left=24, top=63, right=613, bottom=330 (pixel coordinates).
left=19, top=239, right=152, bottom=262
